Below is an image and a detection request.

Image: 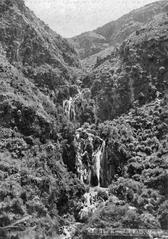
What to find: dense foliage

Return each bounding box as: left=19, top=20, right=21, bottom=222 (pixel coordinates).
left=0, top=0, right=168, bottom=238
left=86, top=97, right=168, bottom=230
left=70, top=0, right=168, bottom=59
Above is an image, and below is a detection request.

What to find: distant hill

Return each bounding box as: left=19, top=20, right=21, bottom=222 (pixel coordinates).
left=70, top=0, right=168, bottom=59
left=81, top=46, right=114, bottom=71
left=1, top=0, right=168, bottom=237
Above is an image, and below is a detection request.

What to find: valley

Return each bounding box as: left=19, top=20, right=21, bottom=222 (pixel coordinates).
left=0, top=0, right=168, bottom=238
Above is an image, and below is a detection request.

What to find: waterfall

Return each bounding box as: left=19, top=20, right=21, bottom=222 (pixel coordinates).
left=63, top=97, right=76, bottom=121
left=62, top=87, right=93, bottom=122
left=62, top=88, right=82, bottom=121
left=92, top=140, right=105, bottom=187
left=63, top=88, right=105, bottom=187
left=74, top=127, right=105, bottom=187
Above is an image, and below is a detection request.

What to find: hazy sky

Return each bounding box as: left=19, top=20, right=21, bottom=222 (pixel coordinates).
left=25, top=0, right=157, bottom=38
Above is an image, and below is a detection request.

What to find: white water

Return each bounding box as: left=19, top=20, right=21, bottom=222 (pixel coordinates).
left=62, top=87, right=82, bottom=121
left=63, top=97, right=76, bottom=121
left=92, top=140, right=105, bottom=187
left=79, top=187, right=108, bottom=221
left=62, top=88, right=94, bottom=122
left=62, top=91, right=108, bottom=235
left=63, top=88, right=106, bottom=187
left=74, top=128, right=105, bottom=187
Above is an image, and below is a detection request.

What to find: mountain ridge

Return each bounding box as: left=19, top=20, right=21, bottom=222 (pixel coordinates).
left=70, top=0, right=168, bottom=59
left=0, top=0, right=168, bottom=238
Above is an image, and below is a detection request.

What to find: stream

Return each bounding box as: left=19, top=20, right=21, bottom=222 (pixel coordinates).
left=62, top=89, right=109, bottom=238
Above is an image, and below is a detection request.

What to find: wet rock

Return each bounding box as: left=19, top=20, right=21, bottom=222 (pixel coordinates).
left=159, top=66, right=166, bottom=75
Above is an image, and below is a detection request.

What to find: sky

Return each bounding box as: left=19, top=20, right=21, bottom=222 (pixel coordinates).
left=25, top=0, right=158, bottom=38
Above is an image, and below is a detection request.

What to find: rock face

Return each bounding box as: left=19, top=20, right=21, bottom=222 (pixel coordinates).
left=74, top=125, right=105, bottom=187
left=70, top=0, right=168, bottom=59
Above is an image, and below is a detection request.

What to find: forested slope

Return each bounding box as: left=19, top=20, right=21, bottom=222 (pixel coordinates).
left=70, top=0, right=168, bottom=59
left=0, top=0, right=168, bottom=238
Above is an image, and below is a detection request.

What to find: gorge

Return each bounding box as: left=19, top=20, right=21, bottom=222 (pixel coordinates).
left=0, top=0, right=168, bottom=238
left=63, top=90, right=106, bottom=187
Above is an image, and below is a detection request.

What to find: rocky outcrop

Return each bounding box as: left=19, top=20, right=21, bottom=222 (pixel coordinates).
left=70, top=0, right=168, bottom=59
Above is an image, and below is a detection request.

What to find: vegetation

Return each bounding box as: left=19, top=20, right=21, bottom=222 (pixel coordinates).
left=0, top=0, right=168, bottom=238
left=70, top=0, right=168, bottom=59
left=82, top=96, right=168, bottom=231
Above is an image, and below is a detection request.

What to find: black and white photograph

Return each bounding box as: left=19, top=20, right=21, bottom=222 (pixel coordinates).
left=0, top=0, right=168, bottom=238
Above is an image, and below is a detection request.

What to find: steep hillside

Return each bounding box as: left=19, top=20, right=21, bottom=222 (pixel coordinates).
left=1, top=0, right=168, bottom=238
left=59, top=10, right=168, bottom=236
left=81, top=46, right=114, bottom=71
left=0, top=0, right=84, bottom=238
left=74, top=96, right=168, bottom=236
left=0, top=0, right=81, bottom=91
left=70, top=0, right=168, bottom=59
left=81, top=11, right=168, bottom=121
left=82, top=97, right=168, bottom=234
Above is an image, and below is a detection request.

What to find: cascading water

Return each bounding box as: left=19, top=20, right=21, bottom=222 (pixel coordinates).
left=62, top=88, right=106, bottom=187
left=63, top=87, right=96, bottom=123
left=63, top=97, right=76, bottom=121
left=92, top=140, right=105, bottom=187
left=62, top=88, right=84, bottom=121
left=74, top=128, right=105, bottom=187
left=62, top=89, right=108, bottom=233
